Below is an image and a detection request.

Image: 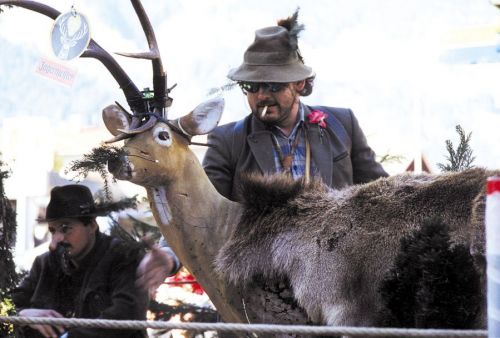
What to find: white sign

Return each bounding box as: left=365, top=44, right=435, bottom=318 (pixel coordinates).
left=51, top=10, right=91, bottom=61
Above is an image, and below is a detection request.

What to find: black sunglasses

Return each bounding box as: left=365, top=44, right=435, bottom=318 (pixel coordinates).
left=238, top=82, right=288, bottom=94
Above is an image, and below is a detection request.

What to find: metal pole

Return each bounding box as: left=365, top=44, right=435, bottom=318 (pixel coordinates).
left=486, top=176, right=500, bottom=337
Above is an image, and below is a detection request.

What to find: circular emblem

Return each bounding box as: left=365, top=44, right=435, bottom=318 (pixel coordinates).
left=51, top=9, right=91, bottom=61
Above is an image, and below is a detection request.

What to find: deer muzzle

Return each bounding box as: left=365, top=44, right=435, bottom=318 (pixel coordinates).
left=107, top=155, right=133, bottom=180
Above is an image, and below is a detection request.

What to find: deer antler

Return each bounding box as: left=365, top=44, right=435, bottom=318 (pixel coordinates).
left=0, top=0, right=172, bottom=122
left=116, top=0, right=172, bottom=115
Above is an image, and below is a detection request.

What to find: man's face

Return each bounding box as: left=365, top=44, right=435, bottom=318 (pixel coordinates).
left=244, top=81, right=304, bottom=129
left=48, top=218, right=97, bottom=262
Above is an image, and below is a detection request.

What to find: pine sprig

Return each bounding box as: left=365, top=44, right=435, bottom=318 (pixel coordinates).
left=378, top=153, right=405, bottom=164
left=97, top=195, right=138, bottom=214
left=207, top=81, right=238, bottom=96
left=108, top=217, right=146, bottom=249
left=109, top=214, right=160, bottom=244
left=437, top=125, right=475, bottom=172
left=66, top=145, right=126, bottom=200
left=0, top=158, right=12, bottom=197
left=0, top=158, right=21, bottom=337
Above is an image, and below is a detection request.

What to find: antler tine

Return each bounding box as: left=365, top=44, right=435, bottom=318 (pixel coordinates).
left=0, top=0, right=146, bottom=115
left=121, top=0, right=171, bottom=116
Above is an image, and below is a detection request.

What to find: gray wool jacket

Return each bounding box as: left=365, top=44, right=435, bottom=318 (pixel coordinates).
left=203, top=103, right=388, bottom=201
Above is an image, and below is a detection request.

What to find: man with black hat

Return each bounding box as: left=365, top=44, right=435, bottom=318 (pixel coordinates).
left=203, top=10, right=388, bottom=201
left=11, top=184, right=148, bottom=338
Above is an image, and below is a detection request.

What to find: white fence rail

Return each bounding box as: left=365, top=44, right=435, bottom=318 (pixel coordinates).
left=0, top=316, right=487, bottom=337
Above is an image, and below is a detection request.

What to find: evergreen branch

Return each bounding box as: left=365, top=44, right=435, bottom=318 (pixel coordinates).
left=378, top=153, right=405, bottom=164
left=437, top=125, right=475, bottom=172
left=207, top=81, right=238, bottom=96
left=95, top=195, right=138, bottom=213
left=0, top=157, right=21, bottom=337
left=108, top=217, right=146, bottom=250
left=108, top=213, right=160, bottom=247
left=65, top=145, right=126, bottom=200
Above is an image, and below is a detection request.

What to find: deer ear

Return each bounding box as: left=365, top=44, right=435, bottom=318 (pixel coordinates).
left=178, top=97, right=224, bottom=136
left=102, top=104, right=132, bottom=136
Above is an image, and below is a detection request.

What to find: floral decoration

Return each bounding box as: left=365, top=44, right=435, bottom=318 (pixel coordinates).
left=307, top=110, right=327, bottom=128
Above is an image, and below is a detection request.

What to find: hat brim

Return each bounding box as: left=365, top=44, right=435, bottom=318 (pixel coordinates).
left=228, top=63, right=314, bottom=83
left=36, top=210, right=107, bottom=223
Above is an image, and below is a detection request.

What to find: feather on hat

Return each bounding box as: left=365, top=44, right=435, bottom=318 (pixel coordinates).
left=277, top=8, right=305, bottom=62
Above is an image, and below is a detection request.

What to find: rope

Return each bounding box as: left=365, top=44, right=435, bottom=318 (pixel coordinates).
left=0, top=316, right=487, bottom=337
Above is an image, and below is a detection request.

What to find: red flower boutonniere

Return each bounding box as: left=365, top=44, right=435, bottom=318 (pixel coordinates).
left=308, top=110, right=327, bottom=129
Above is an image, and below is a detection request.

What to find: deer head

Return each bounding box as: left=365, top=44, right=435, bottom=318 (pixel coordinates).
left=103, top=97, right=224, bottom=186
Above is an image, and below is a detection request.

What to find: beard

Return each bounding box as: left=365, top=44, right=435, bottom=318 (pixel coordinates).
left=252, top=91, right=298, bottom=127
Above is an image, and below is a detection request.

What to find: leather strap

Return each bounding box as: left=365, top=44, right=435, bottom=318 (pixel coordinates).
left=305, top=129, right=311, bottom=185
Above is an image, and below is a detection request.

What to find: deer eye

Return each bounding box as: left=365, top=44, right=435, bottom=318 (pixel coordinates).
left=158, top=131, right=170, bottom=141
left=153, top=127, right=173, bottom=147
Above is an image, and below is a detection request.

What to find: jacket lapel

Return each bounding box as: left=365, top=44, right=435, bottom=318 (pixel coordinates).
left=248, top=117, right=277, bottom=174
left=247, top=104, right=349, bottom=181
left=304, top=105, right=333, bottom=186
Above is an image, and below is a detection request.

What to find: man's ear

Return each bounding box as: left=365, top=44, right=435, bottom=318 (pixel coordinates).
left=90, top=219, right=98, bottom=233
left=295, top=80, right=306, bottom=92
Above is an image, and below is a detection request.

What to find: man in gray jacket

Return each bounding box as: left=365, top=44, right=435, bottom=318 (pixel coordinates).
left=203, top=10, right=387, bottom=201
left=139, top=10, right=387, bottom=300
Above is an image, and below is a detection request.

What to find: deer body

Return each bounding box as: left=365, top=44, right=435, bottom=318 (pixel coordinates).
left=215, top=170, right=491, bottom=327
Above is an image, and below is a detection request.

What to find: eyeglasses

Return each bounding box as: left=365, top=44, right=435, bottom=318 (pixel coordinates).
left=238, top=82, right=288, bottom=94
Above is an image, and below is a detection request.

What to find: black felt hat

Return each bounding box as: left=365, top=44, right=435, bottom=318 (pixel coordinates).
left=37, top=184, right=105, bottom=222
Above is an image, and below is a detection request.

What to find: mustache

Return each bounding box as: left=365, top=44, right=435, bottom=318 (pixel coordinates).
left=50, top=241, right=71, bottom=252
left=55, top=242, right=71, bottom=253
left=257, top=101, right=276, bottom=108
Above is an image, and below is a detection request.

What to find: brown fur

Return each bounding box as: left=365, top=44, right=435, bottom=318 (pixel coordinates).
left=216, top=168, right=495, bottom=326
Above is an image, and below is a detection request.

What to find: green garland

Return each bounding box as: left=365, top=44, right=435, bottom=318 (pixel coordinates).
left=66, top=145, right=126, bottom=200
left=0, top=159, right=21, bottom=337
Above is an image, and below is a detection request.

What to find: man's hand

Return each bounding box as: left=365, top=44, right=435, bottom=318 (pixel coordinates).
left=136, top=245, right=175, bottom=296
left=18, top=308, right=65, bottom=338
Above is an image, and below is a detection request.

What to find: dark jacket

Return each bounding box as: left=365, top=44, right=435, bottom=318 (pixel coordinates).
left=12, top=231, right=148, bottom=338
left=203, top=103, right=388, bottom=201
